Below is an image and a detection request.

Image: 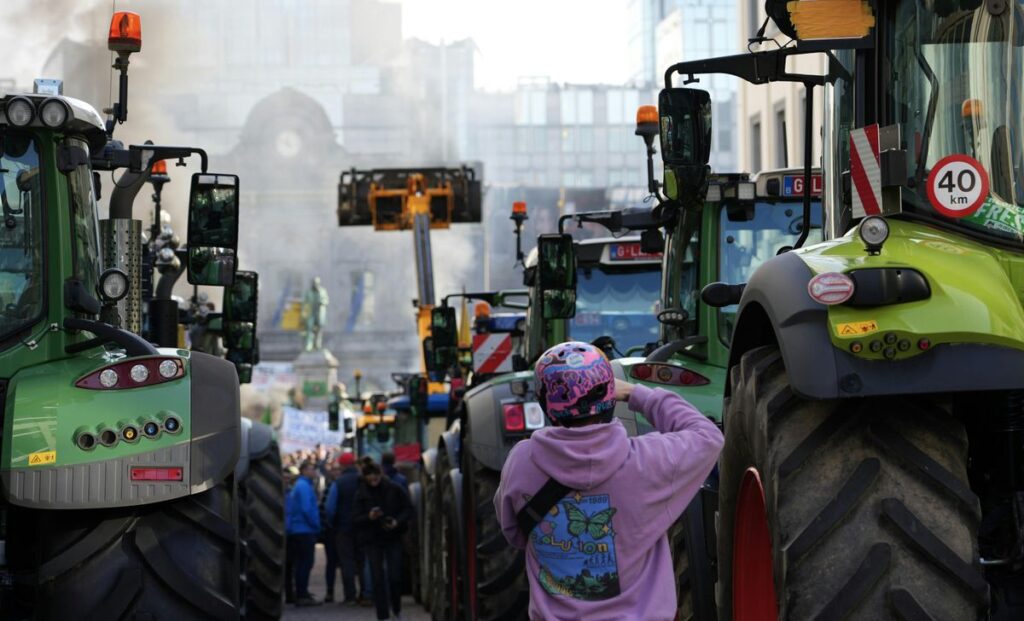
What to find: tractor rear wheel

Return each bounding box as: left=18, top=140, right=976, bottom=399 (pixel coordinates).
left=433, top=470, right=464, bottom=621
left=464, top=445, right=528, bottom=621
left=23, top=479, right=240, bottom=620
left=419, top=466, right=436, bottom=611
left=669, top=491, right=716, bottom=621
left=717, top=345, right=988, bottom=620
left=240, top=443, right=286, bottom=620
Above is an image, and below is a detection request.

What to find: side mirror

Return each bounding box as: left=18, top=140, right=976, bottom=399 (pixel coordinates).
left=658, top=88, right=712, bottom=204
left=226, top=337, right=260, bottom=365
left=224, top=271, right=259, bottom=323
left=235, top=363, right=253, bottom=384
left=343, top=417, right=355, bottom=434
left=537, top=234, right=576, bottom=320
left=328, top=400, right=340, bottom=432
left=376, top=426, right=390, bottom=445
left=224, top=321, right=255, bottom=349
left=430, top=306, right=459, bottom=371
left=187, top=173, right=239, bottom=286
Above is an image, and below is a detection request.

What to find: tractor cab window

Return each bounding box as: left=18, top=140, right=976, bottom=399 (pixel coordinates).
left=717, top=200, right=823, bottom=344
left=65, top=138, right=101, bottom=293
left=572, top=265, right=665, bottom=355
left=0, top=134, right=44, bottom=345
left=887, top=1, right=1024, bottom=244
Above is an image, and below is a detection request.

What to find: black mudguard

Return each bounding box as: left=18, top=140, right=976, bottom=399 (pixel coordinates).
left=731, top=251, right=1024, bottom=399
left=189, top=352, right=241, bottom=490
left=463, top=379, right=534, bottom=473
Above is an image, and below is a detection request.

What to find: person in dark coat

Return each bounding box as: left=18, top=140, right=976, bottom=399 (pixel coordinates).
left=326, top=452, right=366, bottom=605
left=352, top=461, right=412, bottom=621
left=381, top=452, right=408, bottom=491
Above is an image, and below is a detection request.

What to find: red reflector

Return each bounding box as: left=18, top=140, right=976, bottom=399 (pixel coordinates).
left=502, top=403, right=526, bottom=432
left=631, top=363, right=710, bottom=387
left=130, top=467, right=183, bottom=482
left=679, top=370, right=710, bottom=386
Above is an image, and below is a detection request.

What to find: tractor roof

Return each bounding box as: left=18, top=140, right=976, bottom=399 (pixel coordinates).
left=1, top=92, right=107, bottom=152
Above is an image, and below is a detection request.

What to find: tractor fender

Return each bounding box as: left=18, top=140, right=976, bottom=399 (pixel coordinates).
left=448, top=468, right=465, bottom=532
left=463, top=375, right=532, bottom=472
left=235, top=417, right=252, bottom=481
left=408, top=480, right=424, bottom=527
left=247, top=420, right=277, bottom=460
left=421, top=447, right=438, bottom=482
left=189, top=352, right=241, bottom=490
left=235, top=419, right=276, bottom=481
left=438, top=421, right=462, bottom=475
left=731, top=250, right=1024, bottom=399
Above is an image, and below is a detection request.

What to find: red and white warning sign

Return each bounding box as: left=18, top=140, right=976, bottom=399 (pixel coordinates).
left=926, top=154, right=989, bottom=219
left=850, top=124, right=882, bottom=218
left=472, top=333, right=514, bottom=375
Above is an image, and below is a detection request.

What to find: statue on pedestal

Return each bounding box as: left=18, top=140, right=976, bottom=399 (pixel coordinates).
left=302, top=276, right=329, bottom=351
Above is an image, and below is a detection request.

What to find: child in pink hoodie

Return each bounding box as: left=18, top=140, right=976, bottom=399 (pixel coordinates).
left=495, top=341, right=723, bottom=621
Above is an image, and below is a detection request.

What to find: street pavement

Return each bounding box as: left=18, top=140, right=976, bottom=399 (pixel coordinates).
left=282, top=543, right=430, bottom=621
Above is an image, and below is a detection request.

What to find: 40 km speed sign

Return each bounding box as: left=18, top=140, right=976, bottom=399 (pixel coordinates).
left=926, top=154, right=989, bottom=219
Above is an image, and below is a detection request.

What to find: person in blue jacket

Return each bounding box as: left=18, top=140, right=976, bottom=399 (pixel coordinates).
left=286, top=460, right=323, bottom=607
left=326, top=451, right=367, bottom=605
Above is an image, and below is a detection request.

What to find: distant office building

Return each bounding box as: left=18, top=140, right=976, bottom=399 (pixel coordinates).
left=627, top=0, right=662, bottom=86
left=654, top=0, right=740, bottom=172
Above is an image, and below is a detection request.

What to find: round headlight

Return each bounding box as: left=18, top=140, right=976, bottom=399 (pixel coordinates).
left=99, top=269, right=129, bottom=302
left=143, top=421, right=161, bottom=437
left=130, top=364, right=149, bottom=383
left=99, top=369, right=119, bottom=388
left=39, top=98, right=69, bottom=128
left=158, top=359, right=179, bottom=379
left=859, top=216, right=890, bottom=249
left=5, top=97, right=35, bottom=127
left=158, top=247, right=175, bottom=262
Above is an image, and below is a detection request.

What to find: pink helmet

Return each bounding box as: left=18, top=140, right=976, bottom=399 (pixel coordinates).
left=535, top=341, right=615, bottom=423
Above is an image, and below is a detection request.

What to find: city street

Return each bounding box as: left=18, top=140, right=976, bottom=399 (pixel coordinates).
left=282, top=544, right=429, bottom=621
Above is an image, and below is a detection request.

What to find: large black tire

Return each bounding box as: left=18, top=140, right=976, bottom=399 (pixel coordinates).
left=18, top=480, right=239, bottom=620
left=464, top=446, right=528, bottom=621
left=669, top=492, right=716, bottom=621
left=434, top=472, right=466, bottom=621
left=419, top=467, right=436, bottom=612
left=239, top=444, right=286, bottom=620
left=717, top=346, right=988, bottom=620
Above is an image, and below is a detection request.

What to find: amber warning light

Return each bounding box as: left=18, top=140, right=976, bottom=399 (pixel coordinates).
left=151, top=159, right=168, bottom=175
left=636, top=105, right=659, bottom=126
left=512, top=201, right=527, bottom=216
left=108, top=11, right=142, bottom=53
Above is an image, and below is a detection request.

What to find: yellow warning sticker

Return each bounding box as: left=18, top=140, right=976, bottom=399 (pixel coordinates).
left=836, top=320, right=879, bottom=338
left=28, top=450, right=56, bottom=466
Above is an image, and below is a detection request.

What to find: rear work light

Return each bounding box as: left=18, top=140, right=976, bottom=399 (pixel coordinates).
left=76, top=357, right=185, bottom=390
left=502, top=402, right=526, bottom=432
left=630, top=363, right=710, bottom=387
left=130, top=467, right=183, bottom=482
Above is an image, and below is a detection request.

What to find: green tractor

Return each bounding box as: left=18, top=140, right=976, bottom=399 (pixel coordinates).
left=0, top=11, right=275, bottom=619
left=653, top=0, right=1024, bottom=618
left=424, top=220, right=667, bottom=621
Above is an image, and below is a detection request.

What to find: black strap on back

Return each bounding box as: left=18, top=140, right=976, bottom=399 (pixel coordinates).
left=516, top=477, right=572, bottom=537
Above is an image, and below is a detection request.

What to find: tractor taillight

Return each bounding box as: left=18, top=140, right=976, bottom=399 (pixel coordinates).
left=502, top=403, right=526, bottom=432
left=630, top=363, right=710, bottom=387
left=76, top=357, right=185, bottom=390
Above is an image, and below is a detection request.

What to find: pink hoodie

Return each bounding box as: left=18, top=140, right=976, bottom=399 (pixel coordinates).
left=495, top=384, right=724, bottom=621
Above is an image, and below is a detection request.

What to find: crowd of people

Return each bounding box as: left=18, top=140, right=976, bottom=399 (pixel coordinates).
left=283, top=445, right=412, bottom=621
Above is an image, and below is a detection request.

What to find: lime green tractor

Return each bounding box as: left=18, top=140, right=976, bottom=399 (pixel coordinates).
left=0, top=12, right=252, bottom=619
left=655, top=0, right=1024, bottom=618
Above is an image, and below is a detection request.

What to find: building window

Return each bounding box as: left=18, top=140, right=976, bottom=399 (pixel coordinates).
left=345, top=271, right=375, bottom=332
left=561, top=89, right=594, bottom=125
left=750, top=115, right=763, bottom=173
left=774, top=104, right=788, bottom=168
left=515, top=90, right=547, bottom=126
left=606, top=89, right=640, bottom=125
left=562, top=128, right=576, bottom=153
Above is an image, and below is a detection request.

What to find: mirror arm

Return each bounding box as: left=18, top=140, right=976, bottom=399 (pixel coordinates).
left=793, top=83, right=815, bottom=250
left=64, top=317, right=158, bottom=357
left=645, top=335, right=708, bottom=363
